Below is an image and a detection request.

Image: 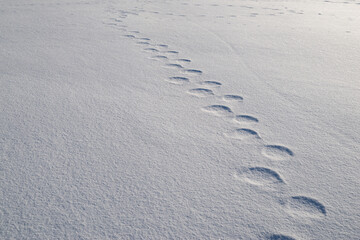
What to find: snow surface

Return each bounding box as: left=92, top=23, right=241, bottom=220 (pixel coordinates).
left=1, top=0, right=359, bottom=239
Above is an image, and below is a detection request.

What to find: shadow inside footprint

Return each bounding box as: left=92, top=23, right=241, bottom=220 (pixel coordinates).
left=184, top=69, right=203, bottom=75
left=151, top=55, right=168, bottom=60
left=157, top=44, right=168, bottom=48
left=144, top=48, right=159, bottom=52
left=235, top=167, right=284, bottom=186
left=188, top=88, right=214, bottom=97
left=223, top=95, right=243, bottom=101
left=164, top=50, right=179, bottom=54
left=202, top=105, right=233, bottom=116
left=166, top=77, right=189, bottom=85
left=262, top=145, right=294, bottom=160
left=200, top=81, right=222, bottom=88
left=235, top=115, right=259, bottom=123
left=226, top=128, right=260, bottom=140
left=268, top=234, right=296, bottom=240
left=176, top=58, right=191, bottom=63
left=136, top=41, right=150, bottom=45
left=165, top=63, right=183, bottom=69
left=281, top=196, right=326, bottom=217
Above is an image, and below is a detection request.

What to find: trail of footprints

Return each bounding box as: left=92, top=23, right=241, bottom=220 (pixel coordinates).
left=104, top=11, right=327, bottom=239
left=108, top=3, right=312, bottom=24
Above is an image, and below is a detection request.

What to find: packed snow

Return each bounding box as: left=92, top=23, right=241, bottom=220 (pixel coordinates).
left=1, top=0, right=359, bottom=239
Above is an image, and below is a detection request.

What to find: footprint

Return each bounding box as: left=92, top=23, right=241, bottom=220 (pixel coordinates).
left=166, top=77, right=189, bottom=85
left=262, top=145, right=294, bottom=160
left=136, top=41, right=150, bottom=45
left=223, top=95, right=243, bottom=102
left=164, top=50, right=179, bottom=54
left=184, top=69, right=203, bottom=75
left=268, top=234, right=296, bottom=240
left=202, top=105, right=233, bottom=116
left=282, top=196, right=326, bottom=217
left=144, top=48, right=159, bottom=52
left=129, top=30, right=140, bottom=34
left=124, top=34, right=136, bottom=38
left=188, top=88, right=214, bottom=97
left=176, top=59, right=191, bottom=63
left=165, top=63, right=183, bottom=69
left=156, top=44, right=168, bottom=48
left=199, top=81, right=222, bottom=88
left=235, top=167, right=284, bottom=186
left=225, top=128, right=260, bottom=140
left=151, top=55, right=168, bottom=60
left=235, top=115, right=259, bottom=123
left=138, top=37, right=151, bottom=41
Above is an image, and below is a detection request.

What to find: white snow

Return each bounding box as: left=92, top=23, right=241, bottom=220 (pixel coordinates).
left=1, top=0, right=359, bottom=239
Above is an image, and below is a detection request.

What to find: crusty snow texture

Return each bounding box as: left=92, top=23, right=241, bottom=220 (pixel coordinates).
left=1, top=0, right=359, bottom=239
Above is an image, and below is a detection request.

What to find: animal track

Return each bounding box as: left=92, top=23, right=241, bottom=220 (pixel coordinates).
left=262, top=145, right=294, bottom=160
left=223, top=95, right=243, bottom=102
left=176, top=59, right=191, bottom=63
left=136, top=41, right=150, bottom=45
left=151, top=55, right=168, bottom=60
left=202, top=105, right=233, bottom=116
left=225, top=128, right=260, bottom=140
left=144, top=48, right=159, bottom=52
left=165, top=63, right=183, bottom=69
left=235, top=115, right=259, bottom=123
left=235, top=167, right=284, bottom=186
left=109, top=10, right=322, bottom=236
left=199, top=81, right=222, bottom=88
left=188, top=88, right=214, bottom=97
left=164, top=50, right=179, bottom=54
left=156, top=44, right=168, bottom=48
left=282, top=196, right=326, bottom=217
left=184, top=69, right=203, bottom=75
left=124, top=34, right=136, bottom=38
left=268, top=234, right=296, bottom=240
left=166, top=77, right=189, bottom=85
